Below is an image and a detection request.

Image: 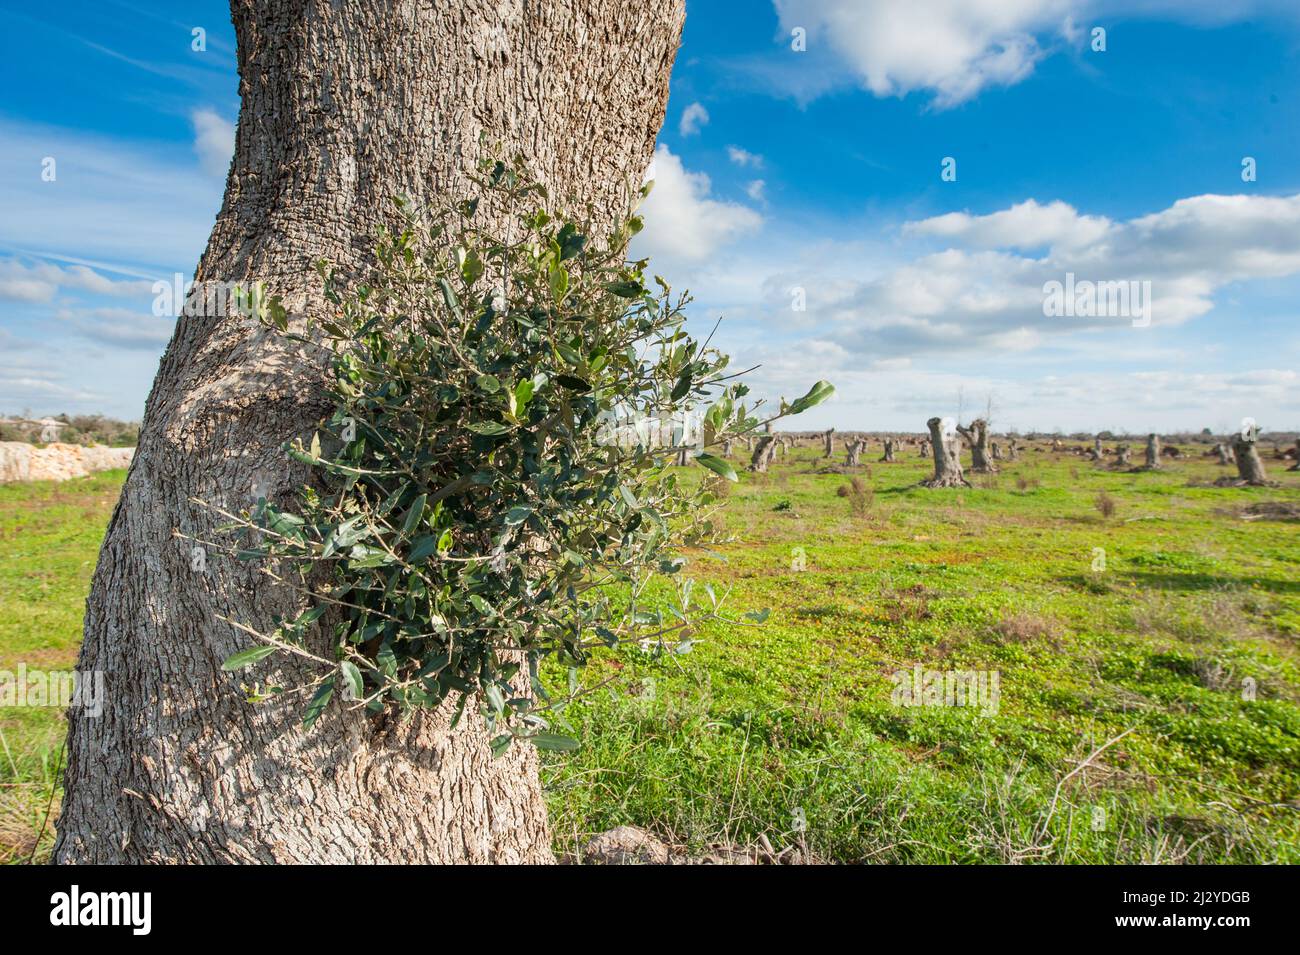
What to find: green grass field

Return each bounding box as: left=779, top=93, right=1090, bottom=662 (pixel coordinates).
left=3, top=447, right=1298, bottom=863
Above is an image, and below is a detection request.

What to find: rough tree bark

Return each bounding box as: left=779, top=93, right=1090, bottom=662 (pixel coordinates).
left=1006, top=438, right=1018, bottom=461
left=1089, top=436, right=1103, bottom=462
left=922, top=417, right=970, bottom=488
left=844, top=438, right=865, bottom=467
left=55, top=0, right=685, bottom=864
left=1215, top=442, right=1235, bottom=466
left=1144, top=433, right=1162, bottom=469
left=957, top=419, right=997, bottom=473
left=1114, top=444, right=1131, bottom=467
left=822, top=428, right=835, bottom=459
left=1233, top=430, right=1269, bottom=485
left=879, top=438, right=895, bottom=463
left=918, top=439, right=930, bottom=458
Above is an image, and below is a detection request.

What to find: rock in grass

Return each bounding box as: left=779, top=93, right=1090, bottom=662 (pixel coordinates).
left=582, top=826, right=670, bottom=865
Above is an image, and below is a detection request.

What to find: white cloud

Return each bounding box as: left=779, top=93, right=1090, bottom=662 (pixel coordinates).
left=770, top=1, right=1300, bottom=107
left=727, top=146, right=764, bottom=168
left=757, top=192, right=1300, bottom=362
left=191, top=108, right=235, bottom=178
left=678, top=102, right=710, bottom=137
left=745, top=179, right=768, bottom=203
left=904, top=199, right=1111, bottom=251
left=774, top=0, right=1065, bottom=107
left=0, top=259, right=154, bottom=303
left=633, top=146, right=763, bottom=268
left=725, top=330, right=1299, bottom=432
left=0, top=118, right=223, bottom=268
left=54, top=306, right=176, bottom=350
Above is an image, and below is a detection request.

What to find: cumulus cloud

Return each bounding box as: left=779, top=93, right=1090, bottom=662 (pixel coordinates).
left=678, top=102, right=710, bottom=137
left=633, top=146, right=763, bottom=267
left=904, top=199, right=1111, bottom=251
left=759, top=192, right=1300, bottom=360
left=774, top=0, right=1066, bottom=107
left=727, top=329, right=1298, bottom=432
left=727, top=146, right=764, bottom=168
left=191, top=108, right=235, bottom=178
left=770, top=1, right=1299, bottom=107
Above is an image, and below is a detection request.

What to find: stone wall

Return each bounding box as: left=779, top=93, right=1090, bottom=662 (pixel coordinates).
left=0, top=442, right=134, bottom=483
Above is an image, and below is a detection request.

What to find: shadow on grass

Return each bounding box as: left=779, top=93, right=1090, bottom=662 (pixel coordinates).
left=1118, top=570, right=1300, bottom=595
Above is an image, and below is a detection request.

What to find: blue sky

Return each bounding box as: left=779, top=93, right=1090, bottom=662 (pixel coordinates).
left=1, top=0, right=1298, bottom=433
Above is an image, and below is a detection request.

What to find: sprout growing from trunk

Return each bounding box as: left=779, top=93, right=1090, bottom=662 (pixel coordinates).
left=202, top=161, right=834, bottom=750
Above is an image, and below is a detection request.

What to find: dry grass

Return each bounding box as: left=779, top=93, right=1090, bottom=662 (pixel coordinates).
left=991, top=612, right=1062, bottom=645
left=1094, top=491, right=1117, bottom=519
left=842, top=476, right=873, bottom=518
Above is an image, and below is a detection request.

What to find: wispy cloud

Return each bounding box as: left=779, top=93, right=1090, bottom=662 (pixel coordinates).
left=0, top=118, right=224, bottom=270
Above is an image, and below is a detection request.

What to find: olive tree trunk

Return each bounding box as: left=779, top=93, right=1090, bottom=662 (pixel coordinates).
left=1144, top=433, right=1162, bottom=469
left=55, top=0, right=684, bottom=865
left=922, top=417, right=970, bottom=488
left=879, top=438, right=895, bottom=463
left=750, top=434, right=777, bottom=472
left=1233, top=433, right=1269, bottom=485
left=822, top=428, right=836, bottom=459
left=957, top=418, right=996, bottom=473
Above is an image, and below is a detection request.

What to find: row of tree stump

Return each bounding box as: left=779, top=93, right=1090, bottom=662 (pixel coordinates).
left=714, top=421, right=1295, bottom=488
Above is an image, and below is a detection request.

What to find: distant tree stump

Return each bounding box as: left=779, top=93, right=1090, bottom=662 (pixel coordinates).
left=922, top=417, right=970, bottom=488
left=958, top=418, right=997, bottom=473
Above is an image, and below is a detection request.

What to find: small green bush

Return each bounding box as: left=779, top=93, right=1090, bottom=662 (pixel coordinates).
left=213, top=158, right=830, bottom=753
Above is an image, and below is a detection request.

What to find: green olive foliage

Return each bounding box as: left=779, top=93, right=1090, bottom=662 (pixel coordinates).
left=215, top=159, right=832, bottom=752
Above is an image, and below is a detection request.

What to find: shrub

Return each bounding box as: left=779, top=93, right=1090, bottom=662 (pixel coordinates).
left=210, top=157, right=831, bottom=752
left=846, top=476, right=872, bottom=517
left=1095, top=491, right=1117, bottom=519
